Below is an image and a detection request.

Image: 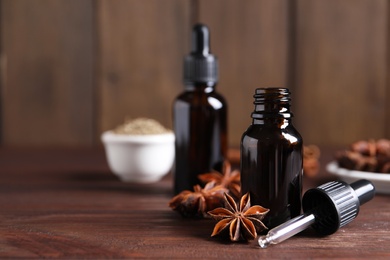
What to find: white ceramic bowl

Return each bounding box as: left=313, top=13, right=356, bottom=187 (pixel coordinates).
left=101, top=131, right=175, bottom=183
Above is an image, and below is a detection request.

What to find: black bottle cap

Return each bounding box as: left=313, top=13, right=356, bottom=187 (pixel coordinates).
left=302, top=179, right=375, bottom=236
left=183, top=24, right=218, bottom=85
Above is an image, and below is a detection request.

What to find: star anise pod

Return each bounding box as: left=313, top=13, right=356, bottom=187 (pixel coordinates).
left=169, top=181, right=228, bottom=218
left=198, top=160, right=241, bottom=199
left=208, top=192, right=269, bottom=242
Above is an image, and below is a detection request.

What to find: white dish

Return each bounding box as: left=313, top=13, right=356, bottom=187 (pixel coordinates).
left=326, top=161, right=390, bottom=194
left=101, top=131, right=175, bottom=183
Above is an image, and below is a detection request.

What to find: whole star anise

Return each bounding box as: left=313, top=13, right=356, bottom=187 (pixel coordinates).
left=208, top=192, right=269, bottom=242
left=169, top=181, right=228, bottom=218
left=198, top=160, right=241, bottom=199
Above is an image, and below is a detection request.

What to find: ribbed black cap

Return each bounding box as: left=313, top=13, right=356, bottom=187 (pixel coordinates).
left=183, top=24, right=218, bottom=85
left=302, top=180, right=375, bottom=236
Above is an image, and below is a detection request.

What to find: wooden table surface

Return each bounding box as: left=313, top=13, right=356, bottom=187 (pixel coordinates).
left=1, top=147, right=390, bottom=259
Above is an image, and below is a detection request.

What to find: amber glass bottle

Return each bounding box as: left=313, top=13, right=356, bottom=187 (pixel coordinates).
left=240, top=88, right=302, bottom=229
left=173, top=24, right=227, bottom=194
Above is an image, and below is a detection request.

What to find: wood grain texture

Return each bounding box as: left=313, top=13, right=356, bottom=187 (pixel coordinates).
left=293, top=0, right=388, bottom=146
left=1, top=0, right=94, bottom=145
left=1, top=147, right=390, bottom=258
left=1, top=0, right=389, bottom=147
left=0, top=0, right=3, bottom=143
left=97, top=0, right=191, bottom=135
left=198, top=0, right=290, bottom=147
left=387, top=2, right=390, bottom=139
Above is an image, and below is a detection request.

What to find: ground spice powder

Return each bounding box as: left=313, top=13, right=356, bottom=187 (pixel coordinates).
left=113, top=118, right=172, bottom=135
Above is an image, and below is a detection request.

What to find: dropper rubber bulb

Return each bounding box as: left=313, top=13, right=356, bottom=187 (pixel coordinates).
left=183, top=24, right=218, bottom=85
left=191, top=24, right=210, bottom=55
left=258, top=179, right=375, bottom=248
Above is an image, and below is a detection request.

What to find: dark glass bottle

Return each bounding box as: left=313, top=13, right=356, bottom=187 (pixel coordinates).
left=240, top=88, right=303, bottom=229
left=173, top=24, right=227, bottom=194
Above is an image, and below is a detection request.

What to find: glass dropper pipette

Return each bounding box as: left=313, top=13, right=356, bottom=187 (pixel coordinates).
left=258, top=179, right=375, bottom=248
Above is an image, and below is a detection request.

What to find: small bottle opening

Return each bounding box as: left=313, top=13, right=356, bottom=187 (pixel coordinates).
left=252, top=88, right=292, bottom=119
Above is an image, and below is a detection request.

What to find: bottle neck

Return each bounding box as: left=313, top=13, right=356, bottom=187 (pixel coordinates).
left=185, top=82, right=216, bottom=93
left=253, top=118, right=292, bottom=128
left=251, top=88, right=293, bottom=125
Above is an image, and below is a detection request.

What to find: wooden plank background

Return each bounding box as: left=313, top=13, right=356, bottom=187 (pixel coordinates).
left=1, top=0, right=94, bottom=146
left=0, top=0, right=389, bottom=147
left=294, top=0, right=389, bottom=146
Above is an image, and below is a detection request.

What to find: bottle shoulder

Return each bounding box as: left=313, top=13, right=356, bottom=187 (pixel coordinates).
left=242, top=124, right=302, bottom=143
left=175, top=88, right=225, bottom=98
left=174, top=89, right=227, bottom=109
left=244, top=123, right=300, bottom=132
